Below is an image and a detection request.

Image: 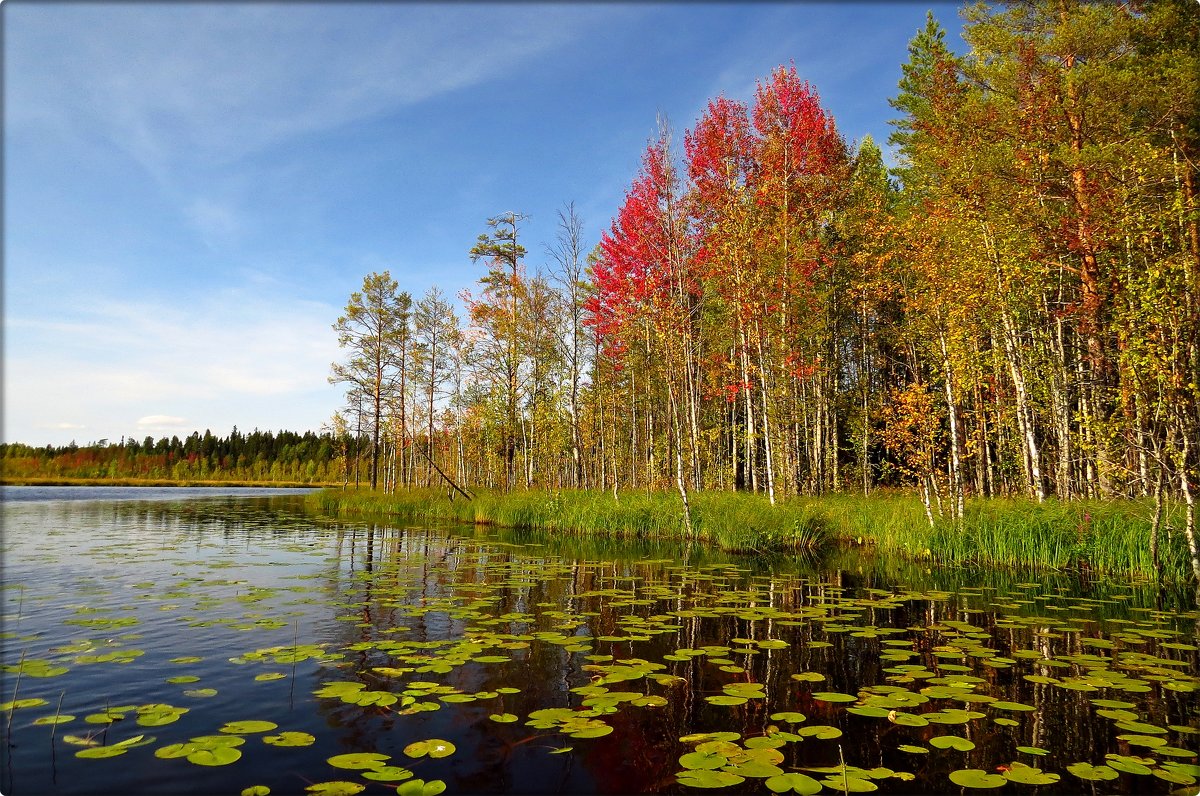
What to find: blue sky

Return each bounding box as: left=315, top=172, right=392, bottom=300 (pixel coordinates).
left=3, top=1, right=964, bottom=447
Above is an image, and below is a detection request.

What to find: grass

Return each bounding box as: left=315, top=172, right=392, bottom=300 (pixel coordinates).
left=309, top=486, right=1197, bottom=582
left=306, top=487, right=827, bottom=553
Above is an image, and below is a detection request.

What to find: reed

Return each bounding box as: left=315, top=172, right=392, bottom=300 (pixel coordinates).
left=306, top=487, right=828, bottom=553
left=307, top=487, right=1194, bottom=582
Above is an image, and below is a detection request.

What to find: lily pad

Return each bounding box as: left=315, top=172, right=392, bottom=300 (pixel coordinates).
left=403, top=739, right=455, bottom=759
left=396, top=780, right=446, bottom=796
left=679, top=751, right=729, bottom=770
left=1002, top=764, right=1059, bottom=785
left=1065, top=762, right=1118, bottom=782
left=305, top=783, right=365, bottom=796
left=676, top=770, right=746, bottom=789
left=361, top=766, right=415, bottom=782
left=327, top=752, right=390, bottom=769
left=948, top=769, right=1006, bottom=789
left=765, top=772, right=823, bottom=794
left=220, top=720, right=277, bottom=734
left=263, top=731, right=315, bottom=747
left=811, top=692, right=857, bottom=703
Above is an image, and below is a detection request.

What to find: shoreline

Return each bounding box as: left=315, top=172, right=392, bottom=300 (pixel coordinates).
left=0, top=477, right=333, bottom=488
left=307, top=486, right=1196, bottom=584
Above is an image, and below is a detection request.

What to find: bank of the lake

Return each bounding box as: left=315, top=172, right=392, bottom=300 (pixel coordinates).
left=0, top=476, right=333, bottom=488
left=309, top=487, right=1197, bottom=583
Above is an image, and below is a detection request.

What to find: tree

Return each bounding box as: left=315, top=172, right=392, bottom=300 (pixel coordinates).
left=413, top=286, right=460, bottom=487
left=330, top=271, right=412, bottom=490
left=547, top=202, right=590, bottom=488
left=468, top=212, right=528, bottom=490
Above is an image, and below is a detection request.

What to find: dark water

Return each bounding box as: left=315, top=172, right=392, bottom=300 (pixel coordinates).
left=2, top=494, right=1197, bottom=795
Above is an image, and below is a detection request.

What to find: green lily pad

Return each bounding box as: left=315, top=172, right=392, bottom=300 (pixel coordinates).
left=188, top=746, right=242, bottom=766
left=1, top=698, right=48, bottom=711
left=888, top=712, right=928, bottom=727
left=811, top=692, right=857, bottom=703
left=1002, top=764, right=1059, bottom=785
left=396, top=780, right=446, bottom=796
left=1105, top=754, right=1153, bottom=775
left=930, top=735, right=974, bottom=751
left=847, top=706, right=890, bottom=718
left=948, top=769, right=1006, bottom=788
left=327, top=752, right=390, bottom=769
left=1066, top=762, right=1118, bottom=782
left=705, top=695, right=748, bottom=706
left=1152, top=768, right=1197, bottom=786
left=305, top=783, right=365, bottom=796
left=680, top=751, right=729, bottom=770
left=489, top=713, right=518, bottom=723
left=241, top=787, right=271, bottom=796
left=791, top=672, right=825, bottom=682
left=819, top=775, right=876, bottom=792
left=220, top=720, right=277, bottom=734
left=1015, top=746, right=1048, bottom=756
left=33, top=714, right=75, bottom=726
left=898, top=745, right=928, bottom=754
left=765, top=772, right=823, bottom=794
left=137, top=704, right=189, bottom=727
left=796, top=725, right=842, bottom=740
left=676, top=770, right=746, bottom=789
left=403, top=739, right=455, bottom=759
left=263, top=731, right=315, bottom=747
left=1113, top=720, right=1167, bottom=735
left=361, top=766, right=415, bottom=782
left=725, top=760, right=784, bottom=779
left=769, top=712, right=807, bottom=724
left=76, top=745, right=131, bottom=759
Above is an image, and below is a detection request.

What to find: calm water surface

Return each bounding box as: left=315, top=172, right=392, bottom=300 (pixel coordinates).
left=2, top=493, right=1197, bottom=795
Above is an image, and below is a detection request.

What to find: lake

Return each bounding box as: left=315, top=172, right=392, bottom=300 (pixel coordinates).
left=2, top=489, right=1197, bottom=794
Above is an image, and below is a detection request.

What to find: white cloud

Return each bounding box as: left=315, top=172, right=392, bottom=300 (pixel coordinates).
left=136, top=415, right=188, bottom=429
left=4, top=291, right=344, bottom=445
left=46, top=422, right=86, bottom=430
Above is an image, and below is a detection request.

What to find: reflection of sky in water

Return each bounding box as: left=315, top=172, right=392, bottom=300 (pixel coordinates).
left=1, top=495, right=1197, bottom=795
left=0, top=485, right=316, bottom=502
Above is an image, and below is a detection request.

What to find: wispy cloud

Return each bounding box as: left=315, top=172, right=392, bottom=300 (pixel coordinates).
left=185, top=198, right=240, bottom=242
left=136, top=415, right=188, bottom=429
left=6, top=4, right=602, bottom=177
left=4, top=291, right=343, bottom=444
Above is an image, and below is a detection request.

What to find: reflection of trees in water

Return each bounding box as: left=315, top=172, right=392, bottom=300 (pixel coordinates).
left=307, top=523, right=1198, bottom=793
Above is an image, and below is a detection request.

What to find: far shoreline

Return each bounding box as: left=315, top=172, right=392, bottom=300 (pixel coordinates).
left=0, top=477, right=332, bottom=489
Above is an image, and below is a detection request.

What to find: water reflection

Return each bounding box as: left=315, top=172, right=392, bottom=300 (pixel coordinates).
left=1, top=497, right=1196, bottom=795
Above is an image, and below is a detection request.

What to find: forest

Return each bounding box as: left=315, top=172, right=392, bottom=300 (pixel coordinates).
left=8, top=2, right=1197, bottom=572
left=0, top=429, right=342, bottom=484
left=328, top=0, right=1199, bottom=553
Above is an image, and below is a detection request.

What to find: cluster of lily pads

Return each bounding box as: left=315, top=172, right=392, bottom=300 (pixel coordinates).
left=2, top=500, right=1198, bottom=795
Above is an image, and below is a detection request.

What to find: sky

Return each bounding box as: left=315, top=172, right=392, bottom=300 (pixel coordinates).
left=3, top=1, right=965, bottom=448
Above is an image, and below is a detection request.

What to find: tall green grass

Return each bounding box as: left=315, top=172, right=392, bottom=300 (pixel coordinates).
left=307, top=487, right=1195, bottom=582
left=306, top=487, right=827, bottom=553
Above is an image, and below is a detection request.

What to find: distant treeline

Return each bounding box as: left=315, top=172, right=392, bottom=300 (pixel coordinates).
left=0, top=427, right=369, bottom=484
